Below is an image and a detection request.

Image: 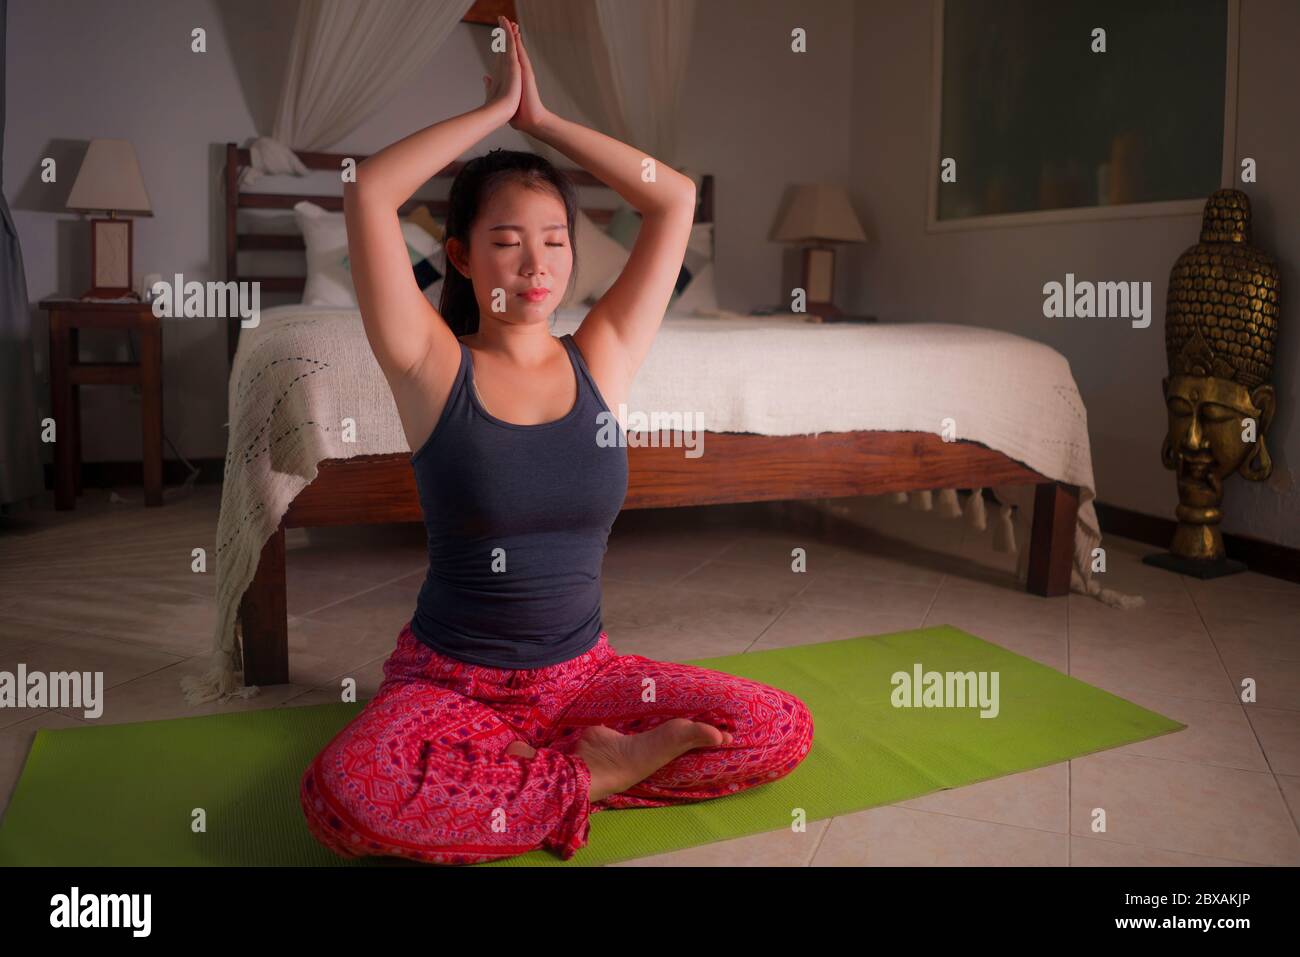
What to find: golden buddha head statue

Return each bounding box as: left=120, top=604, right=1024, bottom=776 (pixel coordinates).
left=1160, top=190, right=1280, bottom=560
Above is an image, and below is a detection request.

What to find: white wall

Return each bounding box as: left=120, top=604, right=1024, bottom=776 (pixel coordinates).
left=847, top=0, right=1299, bottom=547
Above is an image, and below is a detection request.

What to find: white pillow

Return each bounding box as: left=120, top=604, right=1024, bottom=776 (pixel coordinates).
left=293, top=201, right=443, bottom=307
left=671, top=259, right=719, bottom=314
left=561, top=207, right=631, bottom=307
left=672, top=222, right=718, bottom=312
left=293, top=201, right=353, bottom=306
left=590, top=220, right=717, bottom=312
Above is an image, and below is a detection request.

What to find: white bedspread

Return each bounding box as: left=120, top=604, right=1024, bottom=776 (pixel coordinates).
left=182, top=306, right=1140, bottom=705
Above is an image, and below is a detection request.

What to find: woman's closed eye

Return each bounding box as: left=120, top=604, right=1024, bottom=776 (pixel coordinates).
left=494, top=242, right=566, bottom=247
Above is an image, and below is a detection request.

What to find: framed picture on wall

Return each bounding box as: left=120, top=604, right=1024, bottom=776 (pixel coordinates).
left=927, top=0, right=1239, bottom=230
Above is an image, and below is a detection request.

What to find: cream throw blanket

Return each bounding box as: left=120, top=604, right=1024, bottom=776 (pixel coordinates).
left=181, top=307, right=1142, bottom=705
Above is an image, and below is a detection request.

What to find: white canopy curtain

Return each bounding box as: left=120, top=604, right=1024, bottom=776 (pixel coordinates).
left=240, top=0, right=476, bottom=185
left=0, top=0, right=43, bottom=513
left=513, top=0, right=698, bottom=171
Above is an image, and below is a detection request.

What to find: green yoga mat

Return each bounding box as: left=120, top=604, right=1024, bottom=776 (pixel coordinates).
left=0, top=625, right=1184, bottom=866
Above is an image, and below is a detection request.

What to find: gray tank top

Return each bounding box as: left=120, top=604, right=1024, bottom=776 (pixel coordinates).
left=408, top=333, right=629, bottom=668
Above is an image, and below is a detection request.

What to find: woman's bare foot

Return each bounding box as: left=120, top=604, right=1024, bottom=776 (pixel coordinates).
left=504, top=739, right=537, bottom=759
left=574, top=719, right=734, bottom=802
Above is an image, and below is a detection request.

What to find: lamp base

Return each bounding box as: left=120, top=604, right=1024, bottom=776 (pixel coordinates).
left=80, top=287, right=137, bottom=300
left=800, top=247, right=838, bottom=317
left=87, top=217, right=134, bottom=301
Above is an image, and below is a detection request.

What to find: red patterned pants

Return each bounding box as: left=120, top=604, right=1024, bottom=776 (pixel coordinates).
left=300, top=621, right=814, bottom=864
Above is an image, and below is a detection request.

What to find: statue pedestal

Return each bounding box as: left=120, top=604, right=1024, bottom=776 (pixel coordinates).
left=1142, top=552, right=1248, bottom=579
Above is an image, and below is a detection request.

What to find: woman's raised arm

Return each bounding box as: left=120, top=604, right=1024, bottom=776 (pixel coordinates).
left=343, top=16, right=520, bottom=379
left=504, top=20, right=696, bottom=389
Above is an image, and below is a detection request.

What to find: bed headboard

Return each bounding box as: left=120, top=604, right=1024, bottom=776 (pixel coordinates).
left=222, top=141, right=714, bottom=367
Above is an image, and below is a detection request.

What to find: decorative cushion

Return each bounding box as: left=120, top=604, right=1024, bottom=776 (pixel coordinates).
left=560, top=207, right=632, bottom=308
left=403, top=204, right=445, bottom=243
left=293, top=200, right=445, bottom=307
left=604, top=203, right=642, bottom=249
left=590, top=218, right=716, bottom=312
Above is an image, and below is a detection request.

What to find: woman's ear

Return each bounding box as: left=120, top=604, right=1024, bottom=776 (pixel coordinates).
left=445, top=236, right=471, bottom=279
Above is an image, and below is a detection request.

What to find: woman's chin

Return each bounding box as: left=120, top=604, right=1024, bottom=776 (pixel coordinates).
left=492, top=311, right=553, bottom=327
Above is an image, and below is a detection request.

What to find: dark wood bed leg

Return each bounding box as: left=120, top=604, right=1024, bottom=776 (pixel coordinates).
left=238, top=523, right=289, bottom=686
left=1027, top=481, right=1079, bottom=597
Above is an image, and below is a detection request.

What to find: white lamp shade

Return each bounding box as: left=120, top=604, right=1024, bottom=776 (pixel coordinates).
left=66, top=138, right=153, bottom=216
left=769, top=182, right=865, bottom=244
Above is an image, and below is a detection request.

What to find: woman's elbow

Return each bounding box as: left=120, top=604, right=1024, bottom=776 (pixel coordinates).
left=346, top=166, right=387, bottom=209
left=666, top=176, right=696, bottom=215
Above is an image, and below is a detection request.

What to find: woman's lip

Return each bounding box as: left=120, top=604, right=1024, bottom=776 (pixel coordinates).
left=520, top=289, right=550, bottom=300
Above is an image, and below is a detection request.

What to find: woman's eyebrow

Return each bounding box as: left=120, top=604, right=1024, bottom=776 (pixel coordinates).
left=488, top=224, right=568, bottom=231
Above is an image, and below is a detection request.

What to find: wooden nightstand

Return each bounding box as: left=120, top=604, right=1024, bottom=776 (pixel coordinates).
left=40, top=297, right=163, bottom=510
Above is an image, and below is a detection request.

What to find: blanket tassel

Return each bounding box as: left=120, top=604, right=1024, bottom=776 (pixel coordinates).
left=179, top=624, right=261, bottom=704
left=963, top=488, right=987, bottom=531
left=1074, top=567, right=1147, bottom=610
left=936, top=487, right=963, bottom=518
left=992, top=503, right=1017, bottom=554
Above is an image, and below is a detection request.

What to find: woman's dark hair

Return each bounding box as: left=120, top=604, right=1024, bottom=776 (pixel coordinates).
left=438, top=148, right=579, bottom=337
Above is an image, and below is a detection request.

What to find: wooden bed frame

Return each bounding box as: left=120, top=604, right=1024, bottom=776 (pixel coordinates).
left=223, top=142, right=1080, bottom=687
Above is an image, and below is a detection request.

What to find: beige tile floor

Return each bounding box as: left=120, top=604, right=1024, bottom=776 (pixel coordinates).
left=1, top=483, right=1297, bottom=866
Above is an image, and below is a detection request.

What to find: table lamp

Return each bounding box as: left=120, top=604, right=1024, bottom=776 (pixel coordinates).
left=769, top=182, right=866, bottom=317
left=66, top=138, right=153, bottom=299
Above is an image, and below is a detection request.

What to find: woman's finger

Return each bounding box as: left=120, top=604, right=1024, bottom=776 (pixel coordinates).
left=498, top=16, right=514, bottom=66
left=512, top=22, right=530, bottom=70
